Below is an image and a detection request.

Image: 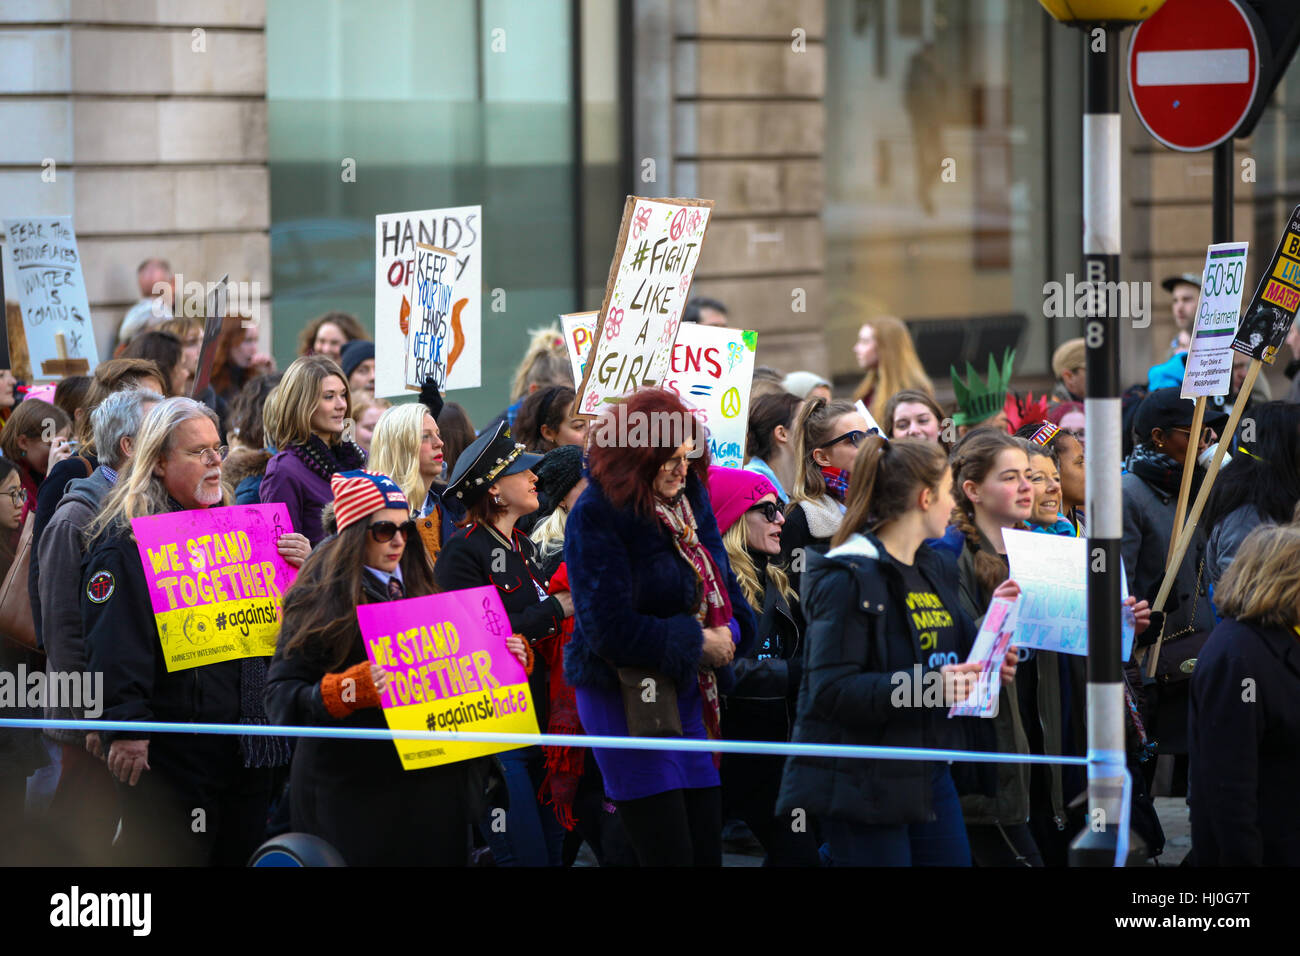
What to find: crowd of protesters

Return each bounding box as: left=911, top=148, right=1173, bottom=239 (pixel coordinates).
left=0, top=272, right=1298, bottom=870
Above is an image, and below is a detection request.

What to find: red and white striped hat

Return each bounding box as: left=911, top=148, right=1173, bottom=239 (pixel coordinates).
left=330, top=470, right=409, bottom=532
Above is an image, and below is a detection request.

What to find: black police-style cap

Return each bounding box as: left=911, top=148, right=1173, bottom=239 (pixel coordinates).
left=445, top=420, right=543, bottom=507
left=1133, top=386, right=1228, bottom=442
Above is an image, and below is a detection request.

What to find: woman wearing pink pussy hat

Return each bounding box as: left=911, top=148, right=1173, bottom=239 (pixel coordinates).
left=708, top=465, right=820, bottom=866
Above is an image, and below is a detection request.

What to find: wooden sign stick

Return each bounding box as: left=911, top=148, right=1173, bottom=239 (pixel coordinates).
left=39, top=330, right=90, bottom=378
left=1166, top=396, right=1206, bottom=567
left=1145, top=359, right=1261, bottom=676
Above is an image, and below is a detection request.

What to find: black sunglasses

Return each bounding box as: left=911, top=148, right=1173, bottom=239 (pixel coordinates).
left=820, top=429, right=867, bottom=450
left=368, top=519, right=417, bottom=543
left=746, top=501, right=785, bottom=523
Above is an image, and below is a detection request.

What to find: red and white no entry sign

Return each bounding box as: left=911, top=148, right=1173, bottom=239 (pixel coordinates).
left=1128, top=0, right=1269, bottom=152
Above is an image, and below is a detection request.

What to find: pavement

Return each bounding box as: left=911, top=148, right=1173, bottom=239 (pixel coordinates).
left=580, top=800, right=1193, bottom=867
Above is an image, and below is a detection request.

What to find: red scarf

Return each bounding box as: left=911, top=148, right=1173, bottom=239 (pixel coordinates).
left=537, top=562, right=584, bottom=830
left=654, top=492, right=733, bottom=764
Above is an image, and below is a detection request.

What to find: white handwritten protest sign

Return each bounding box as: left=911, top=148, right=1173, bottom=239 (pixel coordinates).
left=664, top=324, right=757, bottom=468
left=949, top=596, right=1016, bottom=718
left=404, top=244, right=457, bottom=391
left=374, top=205, right=481, bottom=396
left=1182, top=242, right=1248, bottom=398
left=575, top=197, right=712, bottom=417
left=3, top=217, right=98, bottom=378
left=560, top=311, right=598, bottom=388
left=1003, top=529, right=1134, bottom=660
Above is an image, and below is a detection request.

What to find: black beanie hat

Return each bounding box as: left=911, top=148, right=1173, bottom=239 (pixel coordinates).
left=533, top=444, right=584, bottom=518
left=340, top=339, right=375, bottom=380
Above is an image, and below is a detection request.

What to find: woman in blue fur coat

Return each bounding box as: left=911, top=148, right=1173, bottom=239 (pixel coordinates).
left=564, top=389, right=756, bottom=866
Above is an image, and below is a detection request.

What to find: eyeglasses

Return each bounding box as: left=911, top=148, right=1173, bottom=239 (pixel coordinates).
left=368, top=519, right=417, bottom=543
left=746, top=501, right=785, bottom=523
left=2, top=488, right=26, bottom=506
left=819, top=430, right=866, bottom=450
left=660, top=454, right=691, bottom=473
left=181, top=445, right=228, bottom=466
left=1171, top=426, right=1214, bottom=443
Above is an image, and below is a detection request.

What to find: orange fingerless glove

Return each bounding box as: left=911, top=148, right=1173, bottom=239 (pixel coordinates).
left=515, top=633, right=535, bottom=676
left=320, top=661, right=382, bottom=718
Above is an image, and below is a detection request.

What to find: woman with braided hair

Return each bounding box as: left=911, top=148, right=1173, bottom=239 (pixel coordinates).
left=948, top=428, right=1043, bottom=866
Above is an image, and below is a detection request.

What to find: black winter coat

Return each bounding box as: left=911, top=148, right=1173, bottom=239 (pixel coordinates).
left=1188, top=617, right=1300, bottom=865
left=777, top=533, right=992, bottom=826
left=721, top=558, right=802, bottom=820
left=723, top=554, right=803, bottom=744
left=435, top=521, right=563, bottom=726
left=265, top=570, right=480, bottom=866
left=81, top=512, right=244, bottom=773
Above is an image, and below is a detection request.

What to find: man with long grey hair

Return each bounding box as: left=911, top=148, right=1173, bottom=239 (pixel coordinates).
left=81, top=397, right=308, bottom=865
left=38, top=387, right=162, bottom=862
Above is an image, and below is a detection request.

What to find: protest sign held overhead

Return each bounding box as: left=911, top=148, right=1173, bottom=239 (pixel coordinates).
left=374, top=205, right=481, bottom=396
left=1231, top=204, right=1300, bottom=364
left=129, top=504, right=299, bottom=672
left=575, top=196, right=712, bottom=417
left=403, top=244, right=458, bottom=392
left=560, top=310, right=598, bottom=387
left=3, top=216, right=98, bottom=378
left=664, top=323, right=757, bottom=468
left=359, top=585, right=539, bottom=771
left=1182, top=243, right=1248, bottom=398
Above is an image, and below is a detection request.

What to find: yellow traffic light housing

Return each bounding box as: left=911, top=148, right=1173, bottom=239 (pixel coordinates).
left=1038, top=0, right=1168, bottom=23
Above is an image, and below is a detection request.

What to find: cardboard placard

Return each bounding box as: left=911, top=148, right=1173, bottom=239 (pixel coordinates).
left=560, top=311, right=598, bottom=387
left=1003, top=529, right=1134, bottom=660
left=948, top=596, right=1017, bottom=718
left=128, top=504, right=298, bottom=672
left=2, top=217, right=98, bottom=379
left=664, top=324, right=757, bottom=468
left=1231, top=204, right=1300, bottom=364
left=359, top=585, right=539, bottom=770
left=1182, top=243, right=1248, bottom=398
left=374, top=206, right=481, bottom=396
left=403, top=244, right=458, bottom=391
left=575, top=196, right=712, bottom=417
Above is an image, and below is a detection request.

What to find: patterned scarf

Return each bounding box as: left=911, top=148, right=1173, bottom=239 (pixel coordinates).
left=239, top=657, right=290, bottom=768
left=288, top=434, right=366, bottom=483
left=1125, top=442, right=1184, bottom=498
left=821, top=466, right=850, bottom=502
left=654, top=492, right=733, bottom=764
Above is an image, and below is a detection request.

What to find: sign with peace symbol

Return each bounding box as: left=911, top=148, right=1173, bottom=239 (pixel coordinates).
left=720, top=386, right=742, bottom=419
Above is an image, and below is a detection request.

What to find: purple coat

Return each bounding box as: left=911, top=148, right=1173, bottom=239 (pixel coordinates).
left=260, top=450, right=332, bottom=546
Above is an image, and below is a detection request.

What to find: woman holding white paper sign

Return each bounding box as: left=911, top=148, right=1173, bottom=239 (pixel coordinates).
left=778, top=434, right=1016, bottom=866
left=948, top=429, right=1043, bottom=866
left=267, top=470, right=527, bottom=866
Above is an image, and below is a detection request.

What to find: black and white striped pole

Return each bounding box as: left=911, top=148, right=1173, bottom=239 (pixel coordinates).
left=1075, top=21, right=1131, bottom=868
left=1039, top=0, right=1165, bottom=866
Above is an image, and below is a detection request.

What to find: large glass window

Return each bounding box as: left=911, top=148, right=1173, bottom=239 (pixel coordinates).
left=267, top=0, right=621, bottom=423
left=824, top=0, right=1066, bottom=394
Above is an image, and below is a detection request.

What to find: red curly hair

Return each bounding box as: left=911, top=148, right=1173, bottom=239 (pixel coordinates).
left=587, top=388, right=711, bottom=517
